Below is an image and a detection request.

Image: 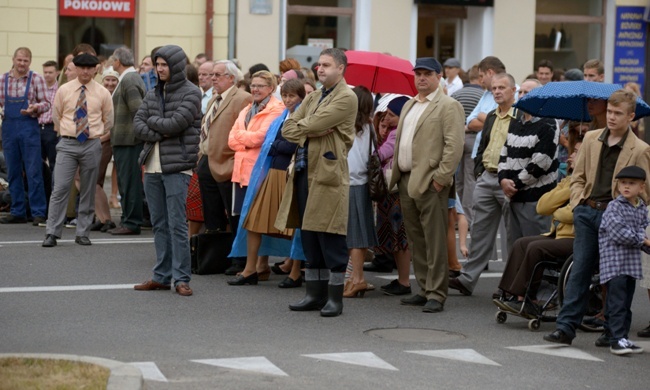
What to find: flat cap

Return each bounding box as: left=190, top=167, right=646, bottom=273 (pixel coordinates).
left=443, top=58, right=461, bottom=68
left=72, top=53, right=99, bottom=67
left=616, top=165, right=646, bottom=181
left=413, top=57, right=442, bottom=73
left=564, top=68, right=583, bottom=81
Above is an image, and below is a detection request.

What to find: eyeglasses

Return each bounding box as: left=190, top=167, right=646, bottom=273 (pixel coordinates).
left=250, top=84, right=270, bottom=89
left=213, top=73, right=229, bottom=78
left=199, top=73, right=214, bottom=77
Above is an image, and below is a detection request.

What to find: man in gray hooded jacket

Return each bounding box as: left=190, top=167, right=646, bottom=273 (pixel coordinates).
left=132, top=45, right=201, bottom=296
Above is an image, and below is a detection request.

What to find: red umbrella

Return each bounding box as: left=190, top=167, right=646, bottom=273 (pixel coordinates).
left=344, top=50, right=417, bottom=96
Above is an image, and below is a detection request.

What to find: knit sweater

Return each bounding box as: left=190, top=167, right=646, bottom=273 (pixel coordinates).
left=498, top=116, right=559, bottom=203
left=111, top=70, right=146, bottom=146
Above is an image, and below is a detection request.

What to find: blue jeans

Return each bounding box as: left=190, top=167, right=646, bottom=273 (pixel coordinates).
left=144, top=173, right=191, bottom=285
left=606, top=275, right=635, bottom=344
left=556, top=204, right=603, bottom=339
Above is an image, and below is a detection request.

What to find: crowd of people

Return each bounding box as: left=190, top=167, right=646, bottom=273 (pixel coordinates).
left=1, top=43, right=650, bottom=354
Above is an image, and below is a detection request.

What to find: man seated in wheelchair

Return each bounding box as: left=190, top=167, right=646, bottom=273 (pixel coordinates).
left=493, top=138, right=583, bottom=316
left=598, top=165, right=650, bottom=355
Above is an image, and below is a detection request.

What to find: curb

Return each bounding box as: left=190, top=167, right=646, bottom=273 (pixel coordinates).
left=0, top=353, right=143, bottom=390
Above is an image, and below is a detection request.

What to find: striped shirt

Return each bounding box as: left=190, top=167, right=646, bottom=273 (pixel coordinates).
left=498, top=116, right=559, bottom=202
left=0, top=70, right=50, bottom=116
left=450, top=84, right=484, bottom=119
left=599, top=195, right=650, bottom=284
left=38, top=81, right=58, bottom=125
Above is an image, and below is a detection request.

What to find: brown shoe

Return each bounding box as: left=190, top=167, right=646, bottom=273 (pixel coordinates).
left=134, top=280, right=171, bottom=291
left=110, top=226, right=141, bottom=235
left=175, top=282, right=193, bottom=296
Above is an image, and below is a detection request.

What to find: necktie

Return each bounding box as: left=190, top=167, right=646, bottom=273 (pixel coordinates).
left=201, top=95, right=222, bottom=142
left=75, top=85, right=89, bottom=143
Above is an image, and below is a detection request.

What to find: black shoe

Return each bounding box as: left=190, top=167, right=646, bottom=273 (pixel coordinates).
left=278, top=276, right=302, bottom=288
left=42, top=234, right=57, bottom=247
left=224, top=264, right=245, bottom=276
left=400, top=294, right=427, bottom=306
left=595, top=331, right=611, bottom=347
left=0, top=215, right=27, bottom=224
left=227, top=273, right=259, bottom=285
left=543, top=329, right=573, bottom=345
left=75, top=236, right=92, bottom=246
left=100, top=221, right=117, bottom=233
left=32, top=216, right=46, bottom=226
left=504, top=300, right=537, bottom=318
left=448, top=277, right=472, bottom=296
left=448, top=270, right=461, bottom=278
left=90, top=221, right=105, bottom=231
left=271, top=264, right=290, bottom=275
left=422, top=299, right=444, bottom=313
left=289, top=280, right=328, bottom=311
left=381, top=279, right=411, bottom=296
left=638, top=322, right=650, bottom=338
left=363, top=262, right=394, bottom=273
left=320, top=284, right=344, bottom=317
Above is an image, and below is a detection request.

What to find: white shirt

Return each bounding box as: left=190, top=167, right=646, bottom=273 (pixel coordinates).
left=201, top=87, right=213, bottom=115
left=348, top=123, right=373, bottom=185
left=397, top=90, right=439, bottom=172
left=445, top=76, right=464, bottom=96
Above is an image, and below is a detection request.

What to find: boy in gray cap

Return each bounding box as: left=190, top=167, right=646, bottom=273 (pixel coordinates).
left=599, top=165, right=650, bottom=355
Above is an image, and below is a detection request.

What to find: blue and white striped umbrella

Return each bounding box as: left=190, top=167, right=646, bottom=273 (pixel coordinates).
left=514, top=81, right=650, bottom=121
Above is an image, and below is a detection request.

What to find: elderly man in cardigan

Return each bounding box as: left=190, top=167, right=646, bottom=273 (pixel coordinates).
left=275, top=48, right=358, bottom=317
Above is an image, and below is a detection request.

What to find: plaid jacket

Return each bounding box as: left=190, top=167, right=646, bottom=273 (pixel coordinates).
left=599, top=195, right=650, bottom=284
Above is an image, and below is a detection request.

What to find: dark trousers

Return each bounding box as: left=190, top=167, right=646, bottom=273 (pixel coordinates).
left=556, top=205, right=603, bottom=339
left=605, top=275, right=636, bottom=344
left=113, top=144, right=144, bottom=232
left=295, top=167, right=348, bottom=273
left=40, top=124, right=58, bottom=177
left=498, top=235, right=574, bottom=297
left=196, top=156, right=244, bottom=264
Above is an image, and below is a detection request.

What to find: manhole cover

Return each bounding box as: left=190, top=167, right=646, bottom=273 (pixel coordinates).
left=364, top=327, right=466, bottom=343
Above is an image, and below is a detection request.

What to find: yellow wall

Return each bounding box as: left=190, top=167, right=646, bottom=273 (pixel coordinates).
left=0, top=0, right=57, bottom=73
left=369, top=0, right=412, bottom=59
left=616, top=0, right=649, bottom=5
left=492, top=0, right=537, bottom=83
left=137, top=0, right=229, bottom=62
left=235, top=0, right=281, bottom=73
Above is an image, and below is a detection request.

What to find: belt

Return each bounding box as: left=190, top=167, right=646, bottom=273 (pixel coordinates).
left=40, top=123, right=53, bottom=129
left=61, top=136, right=77, bottom=140
left=584, top=198, right=610, bottom=211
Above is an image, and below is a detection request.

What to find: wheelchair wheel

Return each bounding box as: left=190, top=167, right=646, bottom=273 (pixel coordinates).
left=557, top=255, right=604, bottom=332
left=496, top=311, right=507, bottom=324
left=528, top=319, right=541, bottom=331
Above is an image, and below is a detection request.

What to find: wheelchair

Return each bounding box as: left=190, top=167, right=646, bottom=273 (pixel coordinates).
left=495, top=254, right=604, bottom=332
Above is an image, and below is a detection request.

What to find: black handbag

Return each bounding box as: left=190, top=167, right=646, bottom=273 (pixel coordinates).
left=367, top=124, right=388, bottom=201
left=190, top=232, right=233, bottom=275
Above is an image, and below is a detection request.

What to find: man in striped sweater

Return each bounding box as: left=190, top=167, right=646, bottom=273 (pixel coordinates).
left=498, top=78, right=559, bottom=245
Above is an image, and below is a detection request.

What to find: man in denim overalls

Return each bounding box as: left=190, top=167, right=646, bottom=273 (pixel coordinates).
left=0, top=47, right=50, bottom=225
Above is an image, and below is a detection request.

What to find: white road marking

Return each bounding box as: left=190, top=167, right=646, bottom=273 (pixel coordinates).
left=406, top=349, right=501, bottom=366
left=129, top=362, right=168, bottom=382
left=302, top=352, right=398, bottom=371
left=192, top=357, right=288, bottom=376
left=0, top=284, right=136, bottom=293
left=506, top=345, right=603, bottom=362
left=375, top=273, right=502, bottom=280
left=0, top=238, right=154, bottom=245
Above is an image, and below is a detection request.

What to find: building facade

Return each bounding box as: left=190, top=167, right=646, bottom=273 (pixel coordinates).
left=0, top=0, right=647, bottom=94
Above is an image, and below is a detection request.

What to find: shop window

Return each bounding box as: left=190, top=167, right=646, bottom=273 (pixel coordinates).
left=535, top=0, right=605, bottom=71
left=285, top=0, right=354, bottom=67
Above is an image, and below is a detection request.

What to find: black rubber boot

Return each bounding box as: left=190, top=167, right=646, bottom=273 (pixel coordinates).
left=289, top=280, right=328, bottom=311
left=320, top=283, right=344, bottom=317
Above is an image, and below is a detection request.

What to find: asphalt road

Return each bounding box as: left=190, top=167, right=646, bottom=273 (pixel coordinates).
left=1, top=220, right=650, bottom=390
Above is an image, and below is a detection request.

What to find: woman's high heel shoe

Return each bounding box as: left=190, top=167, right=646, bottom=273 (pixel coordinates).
left=343, top=281, right=368, bottom=298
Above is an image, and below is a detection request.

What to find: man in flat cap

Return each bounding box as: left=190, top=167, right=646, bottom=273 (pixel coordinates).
left=42, top=53, right=114, bottom=247
left=388, top=57, right=464, bottom=313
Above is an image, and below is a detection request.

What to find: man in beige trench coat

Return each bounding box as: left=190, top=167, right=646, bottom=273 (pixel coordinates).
left=275, top=48, right=358, bottom=317
left=389, top=57, right=464, bottom=313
